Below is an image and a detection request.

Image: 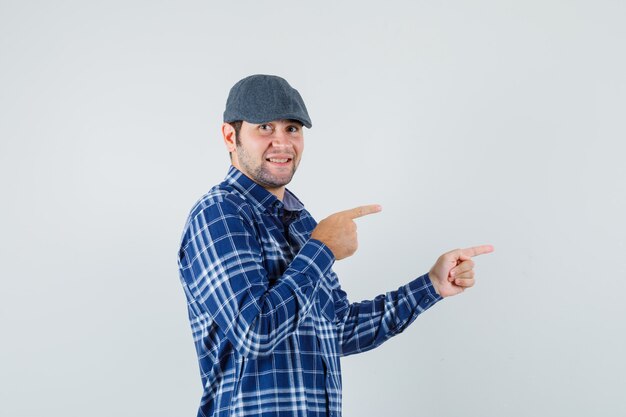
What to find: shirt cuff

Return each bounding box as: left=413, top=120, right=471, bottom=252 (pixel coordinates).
left=407, top=272, right=443, bottom=310
left=290, top=238, right=335, bottom=279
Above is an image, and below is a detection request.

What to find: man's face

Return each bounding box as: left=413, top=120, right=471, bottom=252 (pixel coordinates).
left=231, top=119, right=304, bottom=193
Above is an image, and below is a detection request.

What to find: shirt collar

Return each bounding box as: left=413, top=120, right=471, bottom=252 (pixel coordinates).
left=224, top=165, right=305, bottom=214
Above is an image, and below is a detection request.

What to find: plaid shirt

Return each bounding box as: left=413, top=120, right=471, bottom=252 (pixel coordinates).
left=177, top=166, right=442, bottom=417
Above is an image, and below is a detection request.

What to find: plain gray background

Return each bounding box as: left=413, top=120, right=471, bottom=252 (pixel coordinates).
left=1, top=0, right=625, bottom=416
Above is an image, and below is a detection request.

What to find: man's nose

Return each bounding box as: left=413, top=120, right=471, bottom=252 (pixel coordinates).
left=271, top=130, right=291, bottom=147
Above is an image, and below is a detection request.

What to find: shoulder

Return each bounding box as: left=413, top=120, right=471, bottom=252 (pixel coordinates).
left=182, top=182, right=256, bottom=237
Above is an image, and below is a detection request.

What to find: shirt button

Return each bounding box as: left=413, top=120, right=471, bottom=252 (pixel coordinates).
left=424, top=298, right=430, bottom=303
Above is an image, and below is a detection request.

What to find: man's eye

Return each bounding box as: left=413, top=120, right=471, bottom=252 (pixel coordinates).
left=288, top=126, right=299, bottom=133
left=259, top=124, right=272, bottom=131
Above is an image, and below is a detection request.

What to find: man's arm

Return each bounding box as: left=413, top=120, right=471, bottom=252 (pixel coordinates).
left=331, top=244, right=494, bottom=356
left=178, top=198, right=334, bottom=359
left=332, top=272, right=442, bottom=357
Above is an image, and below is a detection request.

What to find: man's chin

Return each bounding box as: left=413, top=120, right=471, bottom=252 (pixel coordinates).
left=264, top=178, right=293, bottom=188
left=258, top=173, right=295, bottom=189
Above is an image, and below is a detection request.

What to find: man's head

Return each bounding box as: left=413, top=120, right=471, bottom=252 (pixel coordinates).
left=221, top=75, right=311, bottom=199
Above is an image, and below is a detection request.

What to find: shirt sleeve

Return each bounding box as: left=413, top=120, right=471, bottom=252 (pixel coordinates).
left=178, top=198, right=335, bottom=358
left=333, top=272, right=443, bottom=357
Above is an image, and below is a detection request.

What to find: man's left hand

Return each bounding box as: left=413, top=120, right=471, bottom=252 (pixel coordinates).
left=429, top=245, right=494, bottom=298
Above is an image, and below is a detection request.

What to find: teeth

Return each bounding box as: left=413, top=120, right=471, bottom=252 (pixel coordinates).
left=269, top=158, right=289, bottom=163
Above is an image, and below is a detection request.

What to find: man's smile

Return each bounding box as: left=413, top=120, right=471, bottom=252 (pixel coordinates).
left=265, top=155, right=294, bottom=166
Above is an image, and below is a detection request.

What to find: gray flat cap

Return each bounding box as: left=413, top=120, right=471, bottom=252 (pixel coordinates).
left=223, top=74, right=312, bottom=128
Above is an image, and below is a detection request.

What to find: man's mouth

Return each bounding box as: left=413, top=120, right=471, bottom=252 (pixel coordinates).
left=266, top=157, right=293, bottom=165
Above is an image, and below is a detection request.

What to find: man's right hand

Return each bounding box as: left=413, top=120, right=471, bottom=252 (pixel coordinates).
left=310, top=205, right=382, bottom=260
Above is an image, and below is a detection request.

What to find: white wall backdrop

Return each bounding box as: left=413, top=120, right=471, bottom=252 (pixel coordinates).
left=1, top=1, right=625, bottom=416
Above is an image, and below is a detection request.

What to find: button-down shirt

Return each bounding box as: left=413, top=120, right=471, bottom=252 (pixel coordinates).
left=177, top=166, right=442, bottom=417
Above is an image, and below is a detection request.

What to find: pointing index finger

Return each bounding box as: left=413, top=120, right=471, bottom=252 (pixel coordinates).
left=343, top=204, right=383, bottom=219
left=460, top=245, right=495, bottom=258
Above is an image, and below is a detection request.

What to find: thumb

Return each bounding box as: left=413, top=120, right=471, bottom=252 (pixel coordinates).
left=457, top=253, right=472, bottom=262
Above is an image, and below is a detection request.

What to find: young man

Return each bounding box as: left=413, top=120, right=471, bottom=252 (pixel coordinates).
left=177, top=74, right=493, bottom=417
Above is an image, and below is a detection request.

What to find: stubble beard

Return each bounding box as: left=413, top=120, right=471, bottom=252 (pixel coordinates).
left=236, top=144, right=298, bottom=189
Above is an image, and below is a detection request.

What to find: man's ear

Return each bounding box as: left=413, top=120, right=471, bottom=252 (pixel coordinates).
left=222, top=123, right=237, bottom=153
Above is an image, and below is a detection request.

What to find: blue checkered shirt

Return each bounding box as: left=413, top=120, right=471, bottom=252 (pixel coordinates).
left=177, top=166, right=442, bottom=417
